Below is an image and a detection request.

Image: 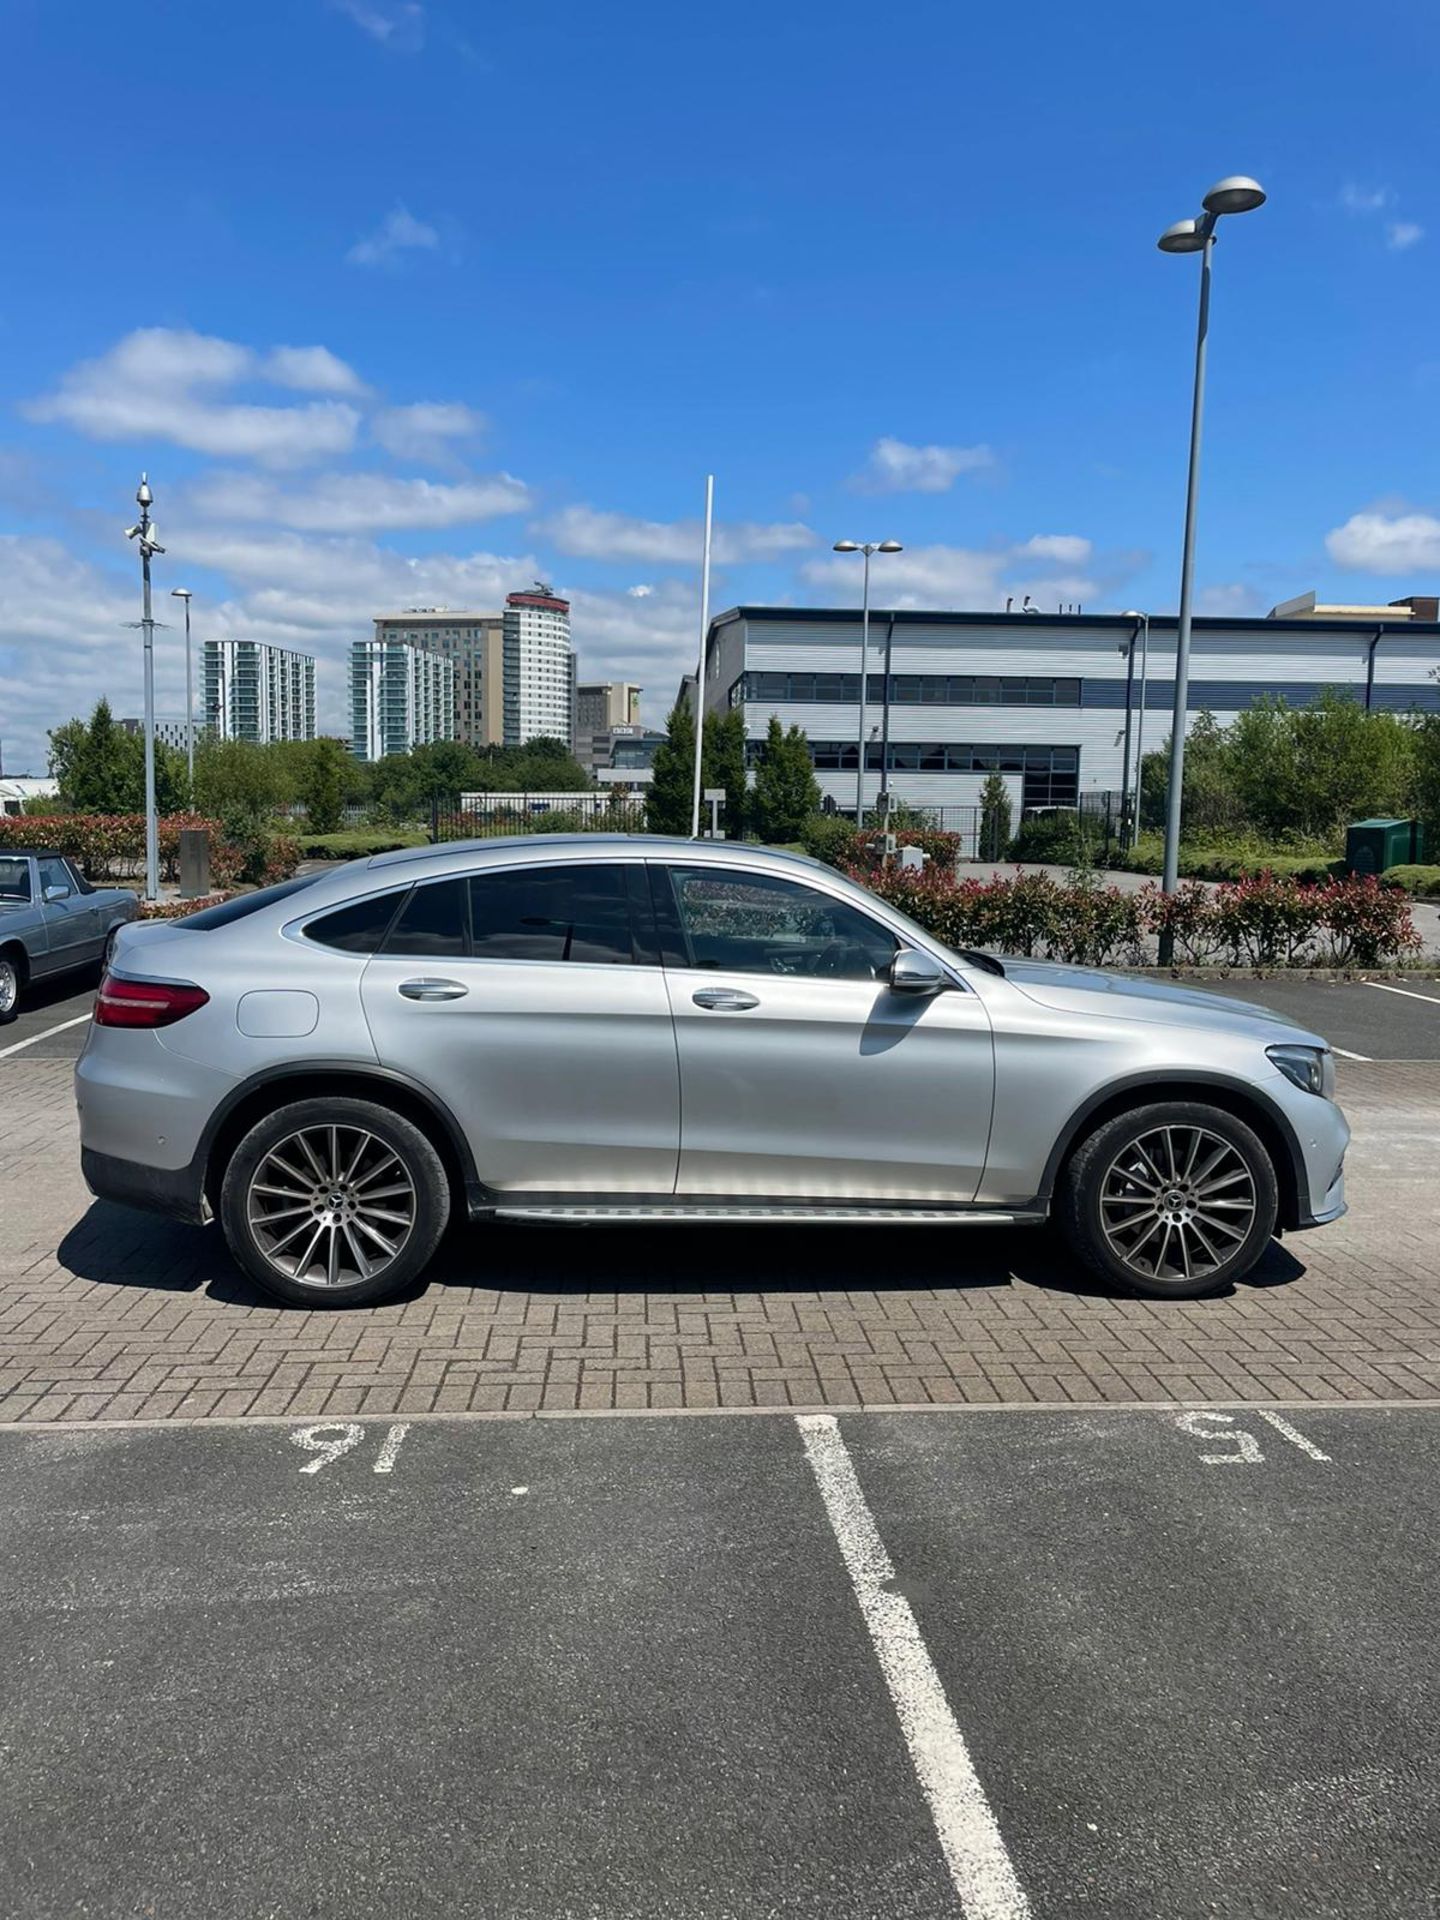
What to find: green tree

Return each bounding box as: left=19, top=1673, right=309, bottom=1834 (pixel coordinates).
left=646, top=698, right=696, bottom=834
left=750, top=716, right=820, bottom=843
left=193, top=736, right=287, bottom=839
left=978, top=771, right=1012, bottom=860
left=49, top=698, right=188, bottom=814
left=1139, top=710, right=1243, bottom=840
left=299, top=737, right=352, bottom=833
left=1416, top=705, right=1440, bottom=853
left=702, top=706, right=749, bottom=840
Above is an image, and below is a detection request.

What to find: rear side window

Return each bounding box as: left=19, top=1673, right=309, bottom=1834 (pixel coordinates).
left=303, top=891, right=406, bottom=954
left=180, top=875, right=322, bottom=929
left=468, top=864, right=637, bottom=965
left=382, top=878, right=469, bottom=957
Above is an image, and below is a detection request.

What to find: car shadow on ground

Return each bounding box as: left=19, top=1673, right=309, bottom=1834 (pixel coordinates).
left=56, top=1203, right=1308, bottom=1310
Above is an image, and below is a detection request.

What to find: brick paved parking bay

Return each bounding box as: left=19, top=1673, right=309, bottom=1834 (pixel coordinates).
left=2, top=1038, right=1439, bottom=1420
left=4, top=1408, right=1439, bottom=1918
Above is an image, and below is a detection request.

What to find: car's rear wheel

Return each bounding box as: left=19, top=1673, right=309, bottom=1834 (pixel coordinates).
left=1058, top=1101, right=1278, bottom=1299
left=220, top=1097, right=450, bottom=1307
left=0, top=951, right=22, bottom=1026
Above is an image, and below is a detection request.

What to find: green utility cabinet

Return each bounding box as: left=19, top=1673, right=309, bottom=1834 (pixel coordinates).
left=1344, top=818, right=1425, bottom=876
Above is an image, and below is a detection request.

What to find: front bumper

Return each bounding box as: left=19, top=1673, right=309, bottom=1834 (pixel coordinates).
left=80, top=1145, right=209, bottom=1225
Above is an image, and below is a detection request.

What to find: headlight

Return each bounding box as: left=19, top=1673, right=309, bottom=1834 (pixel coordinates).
left=1267, top=1043, right=1333, bottom=1098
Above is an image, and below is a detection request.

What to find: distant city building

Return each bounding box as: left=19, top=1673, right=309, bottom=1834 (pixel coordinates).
left=503, top=585, right=576, bottom=747
left=201, top=640, right=317, bottom=744
left=575, top=681, right=643, bottom=768
left=590, top=721, right=667, bottom=773
left=350, top=637, right=455, bottom=760
left=372, top=609, right=505, bottom=747
left=119, top=716, right=191, bottom=754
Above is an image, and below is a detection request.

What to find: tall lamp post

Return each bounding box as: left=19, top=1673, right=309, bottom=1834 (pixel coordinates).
left=125, top=474, right=165, bottom=902
left=170, top=588, right=195, bottom=787
left=832, top=538, right=902, bottom=829
left=1155, top=175, right=1266, bottom=958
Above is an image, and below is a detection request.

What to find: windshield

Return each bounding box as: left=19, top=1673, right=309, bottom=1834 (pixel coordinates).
left=0, top=857, right=32, bottom=902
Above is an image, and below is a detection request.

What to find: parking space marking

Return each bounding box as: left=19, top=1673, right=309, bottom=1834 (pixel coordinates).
left=1364, top=981, right=1440, bottom=1007
left=291, top=1421, right=365, bottom=1473
left=797, top=1413, right=1031, bottom=1920
left=1330, top=1045, right=1372, bottom=1061
left=0, top=1012, right=92, bottom=1059
left=372, top=1422, right=410, bottom=1473
left=1175, top=1410, right=1263, bottom=1463
left=1254, top=1408, right=1331, bottom=1461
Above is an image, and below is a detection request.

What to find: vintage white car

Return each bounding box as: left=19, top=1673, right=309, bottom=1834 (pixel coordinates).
left=0, top=850, right=140, bottom=1023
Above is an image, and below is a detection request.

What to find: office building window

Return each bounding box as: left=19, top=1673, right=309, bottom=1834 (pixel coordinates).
left=733, top=672, right=1081, bottom=707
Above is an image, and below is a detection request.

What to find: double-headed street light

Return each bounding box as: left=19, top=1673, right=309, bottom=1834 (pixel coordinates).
left=170, top=587, right=195, bottom=786
left=1155, top=176, right=1266, bottom=954
left=833, top=538, right=903, bottom=829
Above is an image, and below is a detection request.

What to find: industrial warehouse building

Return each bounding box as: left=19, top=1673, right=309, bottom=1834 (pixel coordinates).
left=701, top=596, right=1440, bottom=819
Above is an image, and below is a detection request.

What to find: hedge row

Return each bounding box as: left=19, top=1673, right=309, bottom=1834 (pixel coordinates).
left=1382, top=864, right=1440, bottom=899
left=0, top=814, right=301, bottom=887
left=850, top=866, right=1424, bottom=970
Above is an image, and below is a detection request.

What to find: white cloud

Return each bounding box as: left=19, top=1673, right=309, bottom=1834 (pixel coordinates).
left=263, top=345, right=368, bottom=395
left=852, top=435, right=994, bottom=494
left=1339, top=182, right=1393, bottom=213
left=24, top=327, right=361, bottom=466
left=346, top=205, right=441, bottom=268
left=183, top=469, right=531, bottom=534
left=1387, top=220, right=1424, bottom=251
left=371, top=401, right=485, bottom=458
left=801, top=535, right=1097, bottom=611
left=330, top=0, right=425, bottom=49
left=1197, top=583, right=1263, bottom=617
left=537, top=504, right=817, bottom=565
left=628, top=583, right=654, bottom=598
left=1326, top=509, right=1440, bottom=574
left=1012, top=533, right=1092, bottom=565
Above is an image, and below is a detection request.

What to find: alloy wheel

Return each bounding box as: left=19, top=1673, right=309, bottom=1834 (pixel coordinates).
left=246, top=1123, right=418, bottom=1289
left=1098, top=1123, right=1257, bottom=1284
left=0, top=960, right=17, bottom=1016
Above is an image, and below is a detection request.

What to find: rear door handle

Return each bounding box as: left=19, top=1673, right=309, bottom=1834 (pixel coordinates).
left=398, top=978, right=469, bottom=1002
left=692, top=987, right=759, bottom=1011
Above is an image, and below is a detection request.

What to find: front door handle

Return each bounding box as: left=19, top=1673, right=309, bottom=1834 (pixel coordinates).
left=692, top=987, right=759, bottom=1011
left=398, top=978, right=469, bottom=1002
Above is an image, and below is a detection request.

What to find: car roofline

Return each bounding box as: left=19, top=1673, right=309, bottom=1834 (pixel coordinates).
left=365, top=833, right=836, bottom=879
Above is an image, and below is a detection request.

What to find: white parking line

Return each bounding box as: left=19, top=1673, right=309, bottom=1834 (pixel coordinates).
left=0, top=1012, right=92, bottom=1059
left=797, top=1413, right=1031, bottom=1920
left=1363, top=981, right=1440, bottom=1007
left=1330, top=1046, right=1372, bottom=1061
left=1254, top=1408, right=1332, bottom=1461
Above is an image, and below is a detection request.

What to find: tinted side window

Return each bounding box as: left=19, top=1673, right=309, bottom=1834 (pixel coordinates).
left=468, top=864, right=637, bottom=965
left=382, top=878, right=469, bottom=957
left=38, top=857, right=72, bottom=898
left=666, top=869, right=897, bottom=981
left=304, top=891, right=406, bottom=954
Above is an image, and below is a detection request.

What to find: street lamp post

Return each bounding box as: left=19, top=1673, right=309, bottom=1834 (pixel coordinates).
left=171, top=588, right=195, bottom=786
left=1155, top=176, right=1266, bottom=959
left=832, top=539, right=902, bottom=830
left=125, top=474, right=165, bottom=901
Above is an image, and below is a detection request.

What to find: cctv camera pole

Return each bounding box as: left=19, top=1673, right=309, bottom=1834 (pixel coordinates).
left=689, top=474, right=714, bottom=839
left=128, top=474, right=165, bottom=901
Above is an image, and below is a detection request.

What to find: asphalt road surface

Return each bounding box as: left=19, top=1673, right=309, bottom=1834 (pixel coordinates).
left=4, top=1408, right=1437, bottom=1919
left=7, top=974, right=1440, bottom=1067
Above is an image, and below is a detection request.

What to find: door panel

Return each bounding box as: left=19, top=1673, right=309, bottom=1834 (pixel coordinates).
left=357, top=865, right=679, bottom=1194
left=655, top=865, right=995, bottom=1202
left=36, top=857, right=97, bottom=971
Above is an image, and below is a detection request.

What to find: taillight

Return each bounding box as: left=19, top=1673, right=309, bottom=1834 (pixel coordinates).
left=94, top=977, right=210, bottom=1029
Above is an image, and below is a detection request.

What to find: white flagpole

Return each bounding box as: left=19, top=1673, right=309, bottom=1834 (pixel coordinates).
left=689, top=473, right=714, bottom=838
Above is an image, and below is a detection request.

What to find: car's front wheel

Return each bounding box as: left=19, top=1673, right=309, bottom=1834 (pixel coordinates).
left=1058, top=1101, right=1279, bottom=1299
left=219, top=1097, right=451, bottom=1307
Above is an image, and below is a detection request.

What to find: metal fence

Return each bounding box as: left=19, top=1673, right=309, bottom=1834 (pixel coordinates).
left=413, top=788, right=1129, bottom=862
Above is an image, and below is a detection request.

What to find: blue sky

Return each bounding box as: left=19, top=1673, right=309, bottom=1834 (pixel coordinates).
left=2, top=0, right=1437, bottom=770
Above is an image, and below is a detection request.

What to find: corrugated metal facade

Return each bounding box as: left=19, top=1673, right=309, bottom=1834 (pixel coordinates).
left=706, top=608, right=1440, bottom=813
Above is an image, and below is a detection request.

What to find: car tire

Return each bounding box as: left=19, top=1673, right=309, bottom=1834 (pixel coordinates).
left=1058, top=1100, right=1279, bottom=1300
left=0, top=951, right=22, bottom=1026
left=219, top=1097, right=451, bottom=1308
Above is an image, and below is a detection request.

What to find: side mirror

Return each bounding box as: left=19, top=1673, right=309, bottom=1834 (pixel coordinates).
left=889, top=948, right=947, bottom=996
left=43, top=884, right=71, bottom=904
